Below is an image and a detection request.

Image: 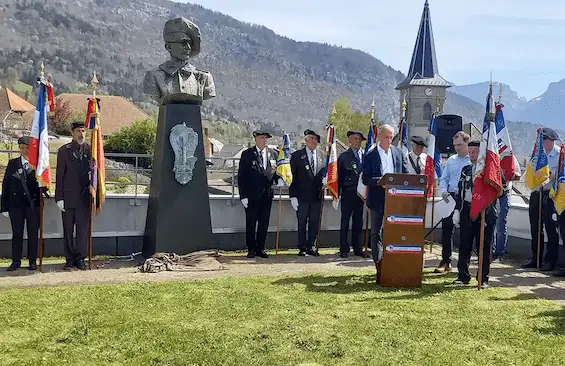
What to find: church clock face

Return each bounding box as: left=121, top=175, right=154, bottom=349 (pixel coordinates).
left=424, top=88, right=433, bottom=96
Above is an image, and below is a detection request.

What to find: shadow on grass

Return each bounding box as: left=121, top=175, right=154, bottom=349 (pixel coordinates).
left=271, top=271, right=469, bottom=300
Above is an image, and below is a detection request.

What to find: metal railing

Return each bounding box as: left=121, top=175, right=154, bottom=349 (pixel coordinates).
left=0, top=149, right=534, bottom=206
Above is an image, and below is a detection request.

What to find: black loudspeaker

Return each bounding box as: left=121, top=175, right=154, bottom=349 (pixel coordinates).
left=435, top=114, right=463, bottom=154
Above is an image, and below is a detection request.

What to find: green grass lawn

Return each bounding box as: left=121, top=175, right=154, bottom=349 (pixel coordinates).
left=0, top=269, right=564, bottom=365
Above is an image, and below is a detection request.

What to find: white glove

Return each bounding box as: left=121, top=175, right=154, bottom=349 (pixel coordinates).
left=290, top=197, right=299, bottom=211
left=277, top=180, right=285, bottom=187
left=441, top=192, right=450, bottom=203
left=322, top=177, right=328, bottom=186
left=56, top=200, right=65, bottom=212
left=452, top=209, right=460, bottom=228
left=332, top=199, right=339, bottom=210
left=241, top=198, right=248, bottom=209
left=2, top=212, right=8, bottom=218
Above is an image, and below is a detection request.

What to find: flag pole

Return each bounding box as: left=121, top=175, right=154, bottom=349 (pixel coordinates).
left=477, top=210, right=486, bottom=290
left=363, top=205, right=370, bottom=257
left=537, top=192, right=542, bottom=269
left=275, top=186, right=283, bottom=255
left=87, top=71, right=99, bottom=270
left=430, top=96, right=442, bottom=253
left=38, top=63, right=46, bottom=272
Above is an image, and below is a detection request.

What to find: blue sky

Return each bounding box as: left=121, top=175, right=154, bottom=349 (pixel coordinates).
left=178, top=0, right=565, bottom=100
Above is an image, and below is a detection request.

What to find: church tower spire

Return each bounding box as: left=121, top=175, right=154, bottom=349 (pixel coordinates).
left=396, top=0, right=451, bottom=140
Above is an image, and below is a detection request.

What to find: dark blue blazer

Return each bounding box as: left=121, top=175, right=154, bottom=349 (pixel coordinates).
left=361, top=145, right=409, bottom=210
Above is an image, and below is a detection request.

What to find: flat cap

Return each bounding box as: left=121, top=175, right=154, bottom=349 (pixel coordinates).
left=542, top=127, right=559, bottom=141
left=347, top=130, right=367, bottom=140
left=71, top=121, right=85, bottom=130
left=163, top=17, right=201, bottom=58
left=468, top=140, right=481, bottom=147
left=253, top=130, right=272, bottom=138
left=17, top=136, right=30, bottom=146
left=410, top=135, right=427, bottom=147
left=304, top=129, right=321, bottom=143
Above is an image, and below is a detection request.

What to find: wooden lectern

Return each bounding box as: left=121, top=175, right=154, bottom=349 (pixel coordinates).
left=377, top=173, right=428, bottom=288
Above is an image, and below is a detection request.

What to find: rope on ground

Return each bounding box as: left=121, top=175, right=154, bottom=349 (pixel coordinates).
left=139, top=250, right=224, bottom=273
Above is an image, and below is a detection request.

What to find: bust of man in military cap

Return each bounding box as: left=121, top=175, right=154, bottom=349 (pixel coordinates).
left=143, top=17, right=216, bottom=105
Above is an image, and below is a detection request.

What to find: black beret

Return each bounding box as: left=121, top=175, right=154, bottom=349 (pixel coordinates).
left=304, top=129, right=321, bottom=142
left=542, top=127, right=558, bottom=141
left=468, top=140, right=481, bottom=147
left=17, top=136, right=30, bottom=146
left=410, top=135, right=427, bottom=147
left=71, top=121, right=85, bottom=130
left=253, top=130, right=272, bottom=138
left=347, top=130, right=367, bottom=140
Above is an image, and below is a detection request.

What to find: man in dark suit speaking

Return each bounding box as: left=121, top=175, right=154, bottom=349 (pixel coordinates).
left=362, top=124, right=409, bottom=267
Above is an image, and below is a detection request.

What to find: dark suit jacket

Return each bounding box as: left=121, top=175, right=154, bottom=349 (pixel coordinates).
left=289, top=147, right=326, bottom=202
left=457, top=164, right=499, bottom=224
left=361, top=145, right=409, bottom=210
left=337, top=148, right=362, bottom=199
left=55, top=141, right=91, bottom=209
left=237, top=146, right=279, bottom=201
left=1, top=157, right=41, bottom=212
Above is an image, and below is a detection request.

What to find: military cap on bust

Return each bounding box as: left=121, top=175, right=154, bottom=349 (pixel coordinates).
left=17, top=136, right=30, bottom=146
left=468, top=140, right=481, bottom=147
left=410, top=135, right=427, bottom=147
left=304, top=129, right=321, bottom=143
left=253, top=130, right=272, bottom=138
left=346, top=130, right=367, bottom=141
left=163, top=17, right=201, bottom=58
left=542, top=127, right=559, bottom=141
left=71, top=121, right=84, bottom=130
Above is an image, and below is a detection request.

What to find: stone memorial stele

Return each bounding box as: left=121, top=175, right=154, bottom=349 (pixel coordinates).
left=142, top=17, right=216, bottom=257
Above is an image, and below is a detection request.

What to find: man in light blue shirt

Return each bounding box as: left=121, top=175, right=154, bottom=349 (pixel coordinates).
left=436, top=131, right=470, bottom=272
left=523, top=127, right=561, bottom=271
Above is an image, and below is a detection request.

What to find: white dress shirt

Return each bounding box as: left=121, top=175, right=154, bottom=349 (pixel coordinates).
left=377, top=144, right=394, bottom=175
left=256, top=146, right=267, bottom=169
left=407, top=151, right=427, bottom=174
left=21, top=156, right=29, bottom=171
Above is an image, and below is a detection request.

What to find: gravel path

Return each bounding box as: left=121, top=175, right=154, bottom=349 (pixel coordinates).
left=1, top=250, right=564, bottom=304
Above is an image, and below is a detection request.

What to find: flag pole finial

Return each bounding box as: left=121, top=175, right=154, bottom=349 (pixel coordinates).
left=435, top=94, right=440, bottom=114
left=40, top=62, right=45, bottom=78
left=402, top=93, right=407, bottom=116
left=498, top=84, right=503, bottom=104
left=91, top=71, right=99, bottom=98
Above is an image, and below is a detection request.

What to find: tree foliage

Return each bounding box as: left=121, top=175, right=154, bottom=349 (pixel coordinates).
left=48, top=99, right=77, bottom=135
left=328, top=97, right=374, bottom=143
left=105, top=118, right=156, bottom=168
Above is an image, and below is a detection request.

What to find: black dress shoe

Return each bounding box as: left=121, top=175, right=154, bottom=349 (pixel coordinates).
left=7, top=262, right=20, bottom=271
left=340, top=253, right=348, bottom=258
left=540, top=263, right=555, bottom=272
left=353, top=251, right=364, bottom=257
left=521, top=261, right=537, bottom=269
left=554, top=270, right=565, bottom=277
left=76, top=260, right=87, bottom=270
left=246, top=251, right=255, bottom=258
left=298, top=250, right=307, bottom=256
left=62, top=261, right=73, bottom=271
left=255, top=250, right=269, bottom=258
left=28, top=262, right=38, bottom=271
left=306, top=249, right=320, bottom=257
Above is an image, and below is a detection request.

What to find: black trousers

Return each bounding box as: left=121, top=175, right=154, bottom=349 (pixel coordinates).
left=440, top=213, right=455, bottom=266
left=244, top=193, right=273, bottom=252
left=9, top=206, right=40, bottom=264
left=296, top=199, right=322, bottom=251
left=528, top=191, right=559, bottom=266
left=62, top=204, right=89, bottom=262
left=457, top=202, right=492, bottom=283
left=339, top=191, right=364, bottom=255
left=370, top=207, right=385, bottom=266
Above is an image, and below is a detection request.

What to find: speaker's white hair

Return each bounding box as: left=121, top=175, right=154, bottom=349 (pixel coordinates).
left=378, top=124, right=394, bottom=134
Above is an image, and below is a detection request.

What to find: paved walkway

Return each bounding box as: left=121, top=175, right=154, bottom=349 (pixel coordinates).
left=0, top=250, right=564, bottom=304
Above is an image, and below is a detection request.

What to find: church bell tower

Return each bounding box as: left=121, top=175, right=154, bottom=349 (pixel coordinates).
left=396, top=0, right=451, bottom=140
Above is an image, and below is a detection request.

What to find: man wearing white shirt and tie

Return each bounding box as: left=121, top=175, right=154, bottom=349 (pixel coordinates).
left=237, top=130, right=282, bottom=259
left=289, top=129, right=326, bottom=256
left=407, top=136, right=428, bottom=175
left=1, top=136, right=42, bottom=271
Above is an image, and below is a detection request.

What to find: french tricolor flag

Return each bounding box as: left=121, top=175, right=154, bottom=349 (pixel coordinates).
left=28, top=80, right=54, bottom=189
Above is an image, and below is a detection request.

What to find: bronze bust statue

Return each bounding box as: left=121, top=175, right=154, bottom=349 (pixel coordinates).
left=143, top=18, right=216, bottom=105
